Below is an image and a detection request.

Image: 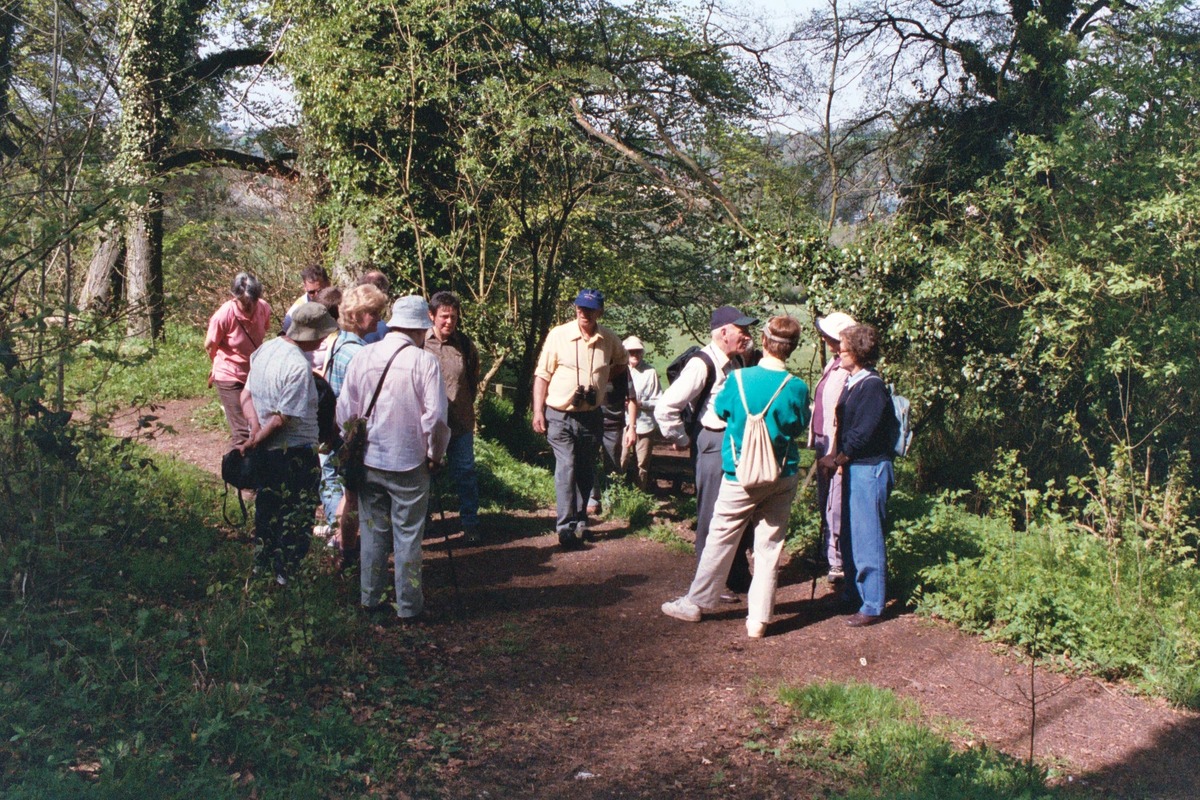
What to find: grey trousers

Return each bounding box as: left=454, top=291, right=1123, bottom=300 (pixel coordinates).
left=813, top=434, right=844, bottom=572
left=358, top=463, right=430, bottom=618
left=546, top=407, right=603, bottom=535
left=694, top=427, right=752, bottom=592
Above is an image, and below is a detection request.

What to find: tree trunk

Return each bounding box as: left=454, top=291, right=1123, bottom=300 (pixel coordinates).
left=79, top=222, right=125, bottom=313
left=124, top=195, right=163, bottom=339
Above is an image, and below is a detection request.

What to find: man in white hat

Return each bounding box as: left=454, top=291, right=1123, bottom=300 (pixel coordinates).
left=239, top=301, right=338, bottom=585
left=809, top=310, right=857, bottom=583
left=622, top=335, right=661, bottom=490
left=336, top=295, right=450, bottom=622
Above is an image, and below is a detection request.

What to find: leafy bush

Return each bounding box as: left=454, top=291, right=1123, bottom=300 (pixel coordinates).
left=600, top=479, right=656, bottom=529
left=477, top=393, right=552, bottom=469
left=889, top=494, right=1200, bottom=708
left=474, top=437, right=554, bottom=510
left=0, top=433, right=453, bottom=796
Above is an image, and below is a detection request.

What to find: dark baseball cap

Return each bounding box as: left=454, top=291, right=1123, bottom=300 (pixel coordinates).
left=710, top=305, right=758, bottom=330
left=574, top=288, right=604, bottom=310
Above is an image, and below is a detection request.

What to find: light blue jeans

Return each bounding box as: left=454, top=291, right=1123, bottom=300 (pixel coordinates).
left=444, top=431, right=479, bottom=530
left=358, top=464, right=429, bottom=618
left=844, top=460, right=894, bottom=617
left=318, top=450, right=343, bottom=528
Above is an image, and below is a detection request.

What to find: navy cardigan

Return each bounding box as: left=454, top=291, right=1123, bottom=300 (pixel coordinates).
left=834, top=371, right=896, bottom=466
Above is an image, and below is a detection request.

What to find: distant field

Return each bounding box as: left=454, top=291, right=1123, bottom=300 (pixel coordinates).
left=640, top=305, right=827, bottom=388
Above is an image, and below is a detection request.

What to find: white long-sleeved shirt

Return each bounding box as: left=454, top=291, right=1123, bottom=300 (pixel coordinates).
left=654, top=341, right=734, bottom=447
left=335, top=331, right=450, bottom=471
left=630, top=363, right=662, bottom=435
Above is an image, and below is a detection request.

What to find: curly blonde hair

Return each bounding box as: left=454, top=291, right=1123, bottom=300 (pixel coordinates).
left=339, top=284, right=388, bottom=333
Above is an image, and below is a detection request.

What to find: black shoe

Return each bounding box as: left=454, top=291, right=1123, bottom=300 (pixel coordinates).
left=558, top=531, right=582, bottom=550
left=846, top=612, right=882, bottom=628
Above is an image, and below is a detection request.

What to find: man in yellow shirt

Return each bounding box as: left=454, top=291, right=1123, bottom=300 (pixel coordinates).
left=532, top=289, right=629, bottom=549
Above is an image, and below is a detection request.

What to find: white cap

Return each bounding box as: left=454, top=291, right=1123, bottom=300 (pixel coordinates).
left=815, top=311, right=857, bottom=341
left=622, top=335, right=645, bottom=352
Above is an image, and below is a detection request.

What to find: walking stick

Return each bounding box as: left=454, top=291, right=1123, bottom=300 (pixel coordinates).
left=431, top=484, right=464, bottom=618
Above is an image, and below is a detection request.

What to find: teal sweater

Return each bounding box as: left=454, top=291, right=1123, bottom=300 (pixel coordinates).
left=714, top=360, right=811, bottom=481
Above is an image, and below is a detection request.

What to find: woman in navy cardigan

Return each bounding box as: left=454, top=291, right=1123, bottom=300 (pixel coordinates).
left=820, top=324, right=897, bottom=627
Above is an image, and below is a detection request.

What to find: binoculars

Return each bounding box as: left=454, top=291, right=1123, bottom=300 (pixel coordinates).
left=572, top=385, right=598, bottom=407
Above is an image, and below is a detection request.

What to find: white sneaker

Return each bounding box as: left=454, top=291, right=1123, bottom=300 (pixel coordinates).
left=313, top=524, right=331, bottom=537
left=661, top=597, right=701, bottom=622
left=746, top=620, right=767, bottom=638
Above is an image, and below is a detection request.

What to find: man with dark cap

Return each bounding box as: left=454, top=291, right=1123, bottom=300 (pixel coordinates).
left=239, top=301, right=339, bottom=585
left=532, top=289, right=629, bottom=549
left=655, top=305, right=758, bottom=596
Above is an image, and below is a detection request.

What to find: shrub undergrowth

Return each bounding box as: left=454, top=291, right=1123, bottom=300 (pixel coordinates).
left=889, top=493, right=1200, bottom=708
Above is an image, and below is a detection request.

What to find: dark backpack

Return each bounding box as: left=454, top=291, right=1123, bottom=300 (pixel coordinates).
left=665, top=346, right=716, bottom=448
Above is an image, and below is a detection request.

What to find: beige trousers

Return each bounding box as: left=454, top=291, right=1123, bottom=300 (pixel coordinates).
left=684, top=473, right=800, bottom=625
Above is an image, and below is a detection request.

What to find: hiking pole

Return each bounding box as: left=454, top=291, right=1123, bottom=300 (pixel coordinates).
left=431, top=483, right=464, bottom=618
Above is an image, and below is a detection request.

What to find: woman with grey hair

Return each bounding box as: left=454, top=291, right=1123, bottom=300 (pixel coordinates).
left=205, top=272, right=272, bottom=447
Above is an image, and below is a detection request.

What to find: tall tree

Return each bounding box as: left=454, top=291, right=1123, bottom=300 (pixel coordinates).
left=286, top=0, right=759, bottom=411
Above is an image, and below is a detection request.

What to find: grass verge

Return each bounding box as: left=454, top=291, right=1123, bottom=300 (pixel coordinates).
left=766, top=681, right=1072, bottom=799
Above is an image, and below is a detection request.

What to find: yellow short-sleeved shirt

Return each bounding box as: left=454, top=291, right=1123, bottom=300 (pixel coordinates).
left=535, top=320, right=628, bottom=412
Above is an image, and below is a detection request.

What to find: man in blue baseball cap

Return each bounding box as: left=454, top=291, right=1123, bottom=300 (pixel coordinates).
left=532, top=289, right=631, bottom=549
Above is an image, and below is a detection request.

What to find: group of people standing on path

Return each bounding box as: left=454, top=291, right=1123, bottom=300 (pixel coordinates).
left=530, top=290, right=898, bottom=638
left=205, top=267, right=479, bottom=621
left=207, top=272, right=898, bottom=633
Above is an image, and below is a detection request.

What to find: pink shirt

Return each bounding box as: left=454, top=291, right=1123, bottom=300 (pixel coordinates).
left=808, top=354, right=850, bottom=447
left=205, top=299, right=272, bottom=383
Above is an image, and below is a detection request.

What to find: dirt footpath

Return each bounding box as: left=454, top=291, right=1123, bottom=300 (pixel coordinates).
left=115, top=397, right=1200, bottom=799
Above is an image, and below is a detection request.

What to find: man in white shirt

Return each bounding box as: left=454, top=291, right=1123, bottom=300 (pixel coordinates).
left=336, top=295, right=450, bottom=621
left=240, top=302, right=338, bottom=585
left=655, top=306, right=757, bottom=595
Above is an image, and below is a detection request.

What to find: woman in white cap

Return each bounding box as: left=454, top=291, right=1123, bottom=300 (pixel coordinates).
left=622, top=336, right=661, bottom=490
left=809, top=311, right=856, bottom=583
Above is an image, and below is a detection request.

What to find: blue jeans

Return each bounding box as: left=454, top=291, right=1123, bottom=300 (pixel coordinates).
left=843, top=460, right=894, bottom=617
left=444, top=431, right=479, bottom=529
left=318, top=449, right=343, bottom=527
left=358, top=464, right=429, bottom=618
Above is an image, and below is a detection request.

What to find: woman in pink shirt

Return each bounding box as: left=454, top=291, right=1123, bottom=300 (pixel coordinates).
left=205, top=272, right=272, bottom=447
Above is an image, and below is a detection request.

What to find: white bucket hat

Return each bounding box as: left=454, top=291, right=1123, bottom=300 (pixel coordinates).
left=387, top=295, right=433, bottom=330
left=815, top=311, right=857, bottom=341
left=622, top=335, right=645, bottom=352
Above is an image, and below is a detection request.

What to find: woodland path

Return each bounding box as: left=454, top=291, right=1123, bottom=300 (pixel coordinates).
left=114, top=397, right=1200, bottom=799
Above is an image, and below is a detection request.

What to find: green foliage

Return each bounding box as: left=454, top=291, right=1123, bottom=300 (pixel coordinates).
left=0, top=430, right=458, bottom=796
left=637, top=522, right=694, bottom=555
left=773, top=682, right=1060, bottom=799
left=64, top=323, right=211, bottom=410
left=474, top=437, right=555, bottom=511
left=283, top=0, right=759, bottom=408
left=599, top=479, right=656, bottom=529
left=889, top=493, right=1200, bottom=708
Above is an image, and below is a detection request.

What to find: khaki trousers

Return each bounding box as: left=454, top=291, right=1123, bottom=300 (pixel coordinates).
left=684, top=473, right=800, bottom=625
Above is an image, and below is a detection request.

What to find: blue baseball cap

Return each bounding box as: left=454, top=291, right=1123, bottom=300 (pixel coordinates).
left=574, top=288, right=604, bottom=310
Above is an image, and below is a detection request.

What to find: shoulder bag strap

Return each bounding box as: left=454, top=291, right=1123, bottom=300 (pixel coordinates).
left=364, top=342, right=410, bottom=420
left=234, top=316, right=261, bottom=350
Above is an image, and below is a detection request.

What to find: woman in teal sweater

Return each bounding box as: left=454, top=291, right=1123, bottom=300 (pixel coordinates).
left=662, top=316, right=811, bottom=638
